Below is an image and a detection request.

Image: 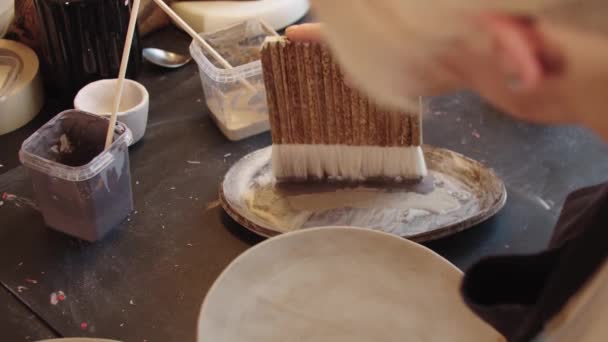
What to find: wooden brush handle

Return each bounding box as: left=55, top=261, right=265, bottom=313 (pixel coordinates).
left=261, top=38, right=422, bottom=147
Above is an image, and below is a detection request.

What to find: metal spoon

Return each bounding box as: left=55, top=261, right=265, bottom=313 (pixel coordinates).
left=142, top=48, right=192, bottom=69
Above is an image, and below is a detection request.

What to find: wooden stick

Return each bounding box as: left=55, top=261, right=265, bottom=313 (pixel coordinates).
left=259, top=19, right=280, bottom=37
left=151, top=0, right=256, bottom=92
left=104, top=0, right=142, bottom=150
left=417, top=96, right=423, bottom=145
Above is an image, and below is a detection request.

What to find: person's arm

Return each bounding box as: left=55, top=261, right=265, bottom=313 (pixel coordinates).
left=286, top=20, right=608, bottom=143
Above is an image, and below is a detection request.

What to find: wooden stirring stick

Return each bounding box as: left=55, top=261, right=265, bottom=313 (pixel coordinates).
left=151, top=0, right=256, bottom=92
left=104, top=0, right=143, bottom=150
left=260, top=19, right=280, bottom=37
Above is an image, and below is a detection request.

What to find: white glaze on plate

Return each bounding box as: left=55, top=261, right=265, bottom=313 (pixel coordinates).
left=221, top=146, right=506, bottom=240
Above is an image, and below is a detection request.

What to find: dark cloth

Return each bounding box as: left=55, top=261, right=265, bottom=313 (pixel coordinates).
left=461, top=183, right=608, bottom=342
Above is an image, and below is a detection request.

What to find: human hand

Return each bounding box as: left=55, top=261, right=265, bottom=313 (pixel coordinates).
left=286, top=23, right=323, bottom=42
left=285, top=16, right=608, bottom=140
left=284, top=18, right=574, bottom=124
left=285, top=22, right=447, bottom=113
left=438, top=14, right=608, bottom=134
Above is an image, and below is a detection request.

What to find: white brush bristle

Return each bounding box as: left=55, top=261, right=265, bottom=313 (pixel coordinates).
left=262, top=36, right=288, bottom=48
left=272, top=144, right=428, bottom=181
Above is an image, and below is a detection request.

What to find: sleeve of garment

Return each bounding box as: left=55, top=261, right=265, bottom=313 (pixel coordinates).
left=460, top=183, right=608, bottom=342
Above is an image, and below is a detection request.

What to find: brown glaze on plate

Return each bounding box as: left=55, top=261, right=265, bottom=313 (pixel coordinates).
left=220, top=146, right=506, bottom=242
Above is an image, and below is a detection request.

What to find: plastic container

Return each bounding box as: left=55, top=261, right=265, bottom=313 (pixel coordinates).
left=190, top=19, right=277, bottom=141
left=19, top=110, right=134, bottom=241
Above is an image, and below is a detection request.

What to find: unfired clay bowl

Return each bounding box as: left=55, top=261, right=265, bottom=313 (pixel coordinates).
left=74, top=79, right=149, bottom=146
left=198, top=227, right=505, bottom=342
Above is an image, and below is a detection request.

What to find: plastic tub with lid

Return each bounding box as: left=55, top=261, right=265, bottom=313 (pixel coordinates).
left=20, top=110, right=134, bottom=241
left=190, top=19, right=277, bottom=141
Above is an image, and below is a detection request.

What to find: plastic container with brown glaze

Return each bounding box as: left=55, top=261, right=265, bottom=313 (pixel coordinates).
left=19, top=110, right=134, bottom=241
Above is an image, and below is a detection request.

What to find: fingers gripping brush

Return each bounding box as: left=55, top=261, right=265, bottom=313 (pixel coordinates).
left=260, top=36, right=428, bottom=182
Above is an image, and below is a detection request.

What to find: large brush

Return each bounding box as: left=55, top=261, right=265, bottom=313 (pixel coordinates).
left=260, top=36, right=427, bottom=182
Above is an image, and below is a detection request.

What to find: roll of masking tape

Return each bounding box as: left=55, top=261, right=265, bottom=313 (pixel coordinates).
left=0, top=0, right=13, bottom=38
left=0, top=39, right=44, bottom=135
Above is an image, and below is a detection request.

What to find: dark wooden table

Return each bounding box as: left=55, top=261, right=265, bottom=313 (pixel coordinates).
left=2, top=25, right=608, bottom=342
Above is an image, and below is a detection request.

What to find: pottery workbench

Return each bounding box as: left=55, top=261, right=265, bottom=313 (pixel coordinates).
left=2, top=25, right=608, bottom=342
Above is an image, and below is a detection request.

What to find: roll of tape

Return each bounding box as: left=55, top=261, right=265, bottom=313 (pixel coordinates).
left=0, top=39, right=44, bottom=135
left=0, top=0, right=13, bottom=38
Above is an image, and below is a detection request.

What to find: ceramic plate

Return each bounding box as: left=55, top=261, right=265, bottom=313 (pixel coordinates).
left=220, top=146, right=506, bottom=242
left=38, top=339, right=121, bottom=342
left=198, top=227, right=504, bottom=341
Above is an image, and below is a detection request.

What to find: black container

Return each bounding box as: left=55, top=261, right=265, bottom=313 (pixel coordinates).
left=33, top=0, right=142, bottom=98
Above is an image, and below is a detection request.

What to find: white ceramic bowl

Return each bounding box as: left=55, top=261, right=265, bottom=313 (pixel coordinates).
left=74, top=79, right=149, bottom=146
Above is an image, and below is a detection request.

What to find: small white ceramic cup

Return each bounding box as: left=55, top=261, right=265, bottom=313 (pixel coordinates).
left=74, top=79, right=149, bottom=146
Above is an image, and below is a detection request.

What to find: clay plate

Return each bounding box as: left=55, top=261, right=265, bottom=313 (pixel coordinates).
left=198, top=227, right=504, bottom=341
left=39, top=339, right=121, bottom=342
left=220, top=146, right=506, bottom=242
